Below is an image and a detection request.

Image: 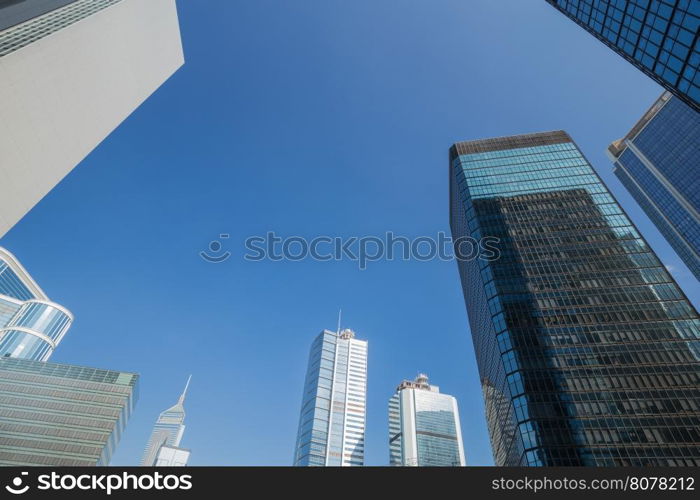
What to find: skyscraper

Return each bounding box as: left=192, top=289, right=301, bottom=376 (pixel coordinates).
left=388, top=374, right=466, bottom=466
left=607, top=92, right=700, bottom=280
left=545, top=0, right=700, bottom=113
left=293, top=328, right=368, bottom=466
left=449, top=130, right=700, bottom=466
left=0, top=0, right=184, bottom=237
left=0, top=247, right=73, bottom=361
left=0, top=247, right=138, bottom=466
left=141, top=376, right=192, bottom=466
left=0, top=357, right=138, bottom=466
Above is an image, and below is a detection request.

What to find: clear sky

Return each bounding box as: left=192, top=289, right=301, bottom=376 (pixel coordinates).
left=2, top=0, right=699, bottom=466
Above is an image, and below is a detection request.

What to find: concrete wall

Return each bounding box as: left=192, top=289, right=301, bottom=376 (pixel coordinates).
left=0, top=0, right=184, bottom=236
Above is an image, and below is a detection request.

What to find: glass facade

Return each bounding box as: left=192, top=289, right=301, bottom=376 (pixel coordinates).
left=388, top=374, right=466, bottom=466
left=0, top=356, right=138, bottom=466
left=0, top=260, right=35, bottom=301
left=449, top=130, right=700, bottom=466
left=608, top=92, right=700, bottom=280
left=293, top=329, right=368, bottom=466
left=546, top=0, right=700, bottom=112
left=0, top=0, right=78, bottom=32
left=0, top=0, right=123, bottom=57
left=0, top=248, right=73, bottom=361
left=141, top=376, right=191, bottom=466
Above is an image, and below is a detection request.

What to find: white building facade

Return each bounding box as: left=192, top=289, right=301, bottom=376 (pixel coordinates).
left=294, top=328, right=368, bottom=466
left=154, top=445, right=191, bottom=467
left=0, top=0, right=184, bottom=236
left=389, top=374, right=466, bottom=466
left=141, top=376, right=191, bottom=467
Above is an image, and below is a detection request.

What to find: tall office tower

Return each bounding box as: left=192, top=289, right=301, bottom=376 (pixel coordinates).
left=0, top=0, right=184, bottom=237
left=0, top=357, right=138, bottom=466
left=607, top=92, right=700, bottom=280
left=293, top=328, right=368, bottom=466
left=140, top=376, right=192, bottom=466
left=449, top=131, right=700, bottom=466
left=545, top=1, right=700, bottom=113
left=0, top=247, right=73, bottom=361
left=388, top=374, right=466, bottom=466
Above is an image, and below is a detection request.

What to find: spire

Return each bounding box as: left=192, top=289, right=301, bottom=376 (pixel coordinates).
left=336, top=309, right=342, bottom=335
left=178, top=375, right=192, bottom=405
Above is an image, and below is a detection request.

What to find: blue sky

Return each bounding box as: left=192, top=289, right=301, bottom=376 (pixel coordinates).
left=2, top=0, right=699, bottom=466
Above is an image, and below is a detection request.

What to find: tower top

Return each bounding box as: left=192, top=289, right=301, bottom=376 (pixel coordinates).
left=339, top=328, right=355, bottom=340
left=415, top=373, right=429, bottom=386
left=397, top=373, right=439, bottom=393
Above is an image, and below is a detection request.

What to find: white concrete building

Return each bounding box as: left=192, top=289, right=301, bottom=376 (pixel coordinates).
left=0, top=0, right=184, bottom=237
left=154, top=445, right=191, bottom=467
left=141, top=376, right=191, bottom=466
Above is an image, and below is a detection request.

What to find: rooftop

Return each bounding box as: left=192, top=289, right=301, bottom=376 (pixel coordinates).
left=451, top=130, right=571, bottom=156
left=607, top=92, right=672, bottom=159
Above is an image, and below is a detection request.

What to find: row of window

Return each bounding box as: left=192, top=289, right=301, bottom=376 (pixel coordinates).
left=457, top=143, right=578, bottom=163
left=0, top=0, right=122, bottom=57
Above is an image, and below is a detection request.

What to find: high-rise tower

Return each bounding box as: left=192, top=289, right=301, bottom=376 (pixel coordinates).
left=293, top=328, right=368, bottom=466
left=607, top=92, right=700, bottom=280
left=450, top=130, right=700, bottom=466
left=388, top=374, right=466, bottom=466
left=141, top=376, right=192, bottom=466
left=545, top=0, right=700, bottom=112
left=0, top=357, right=139, bottom=466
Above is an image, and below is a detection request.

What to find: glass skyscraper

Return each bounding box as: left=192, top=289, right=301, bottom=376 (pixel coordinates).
left=0, top=247, right=140, bottom=466
left=546, top=0, right=700, bottom=113
left=0, top=356, right=138, bottom=466
left=293, top=328, right=368, bottom=466
left=141, top=376, right=191, bottom=466
left=449, top=130, right=700, bottom=466
left=608, top=92, right=700, bottom=280
left=388, top=374, right=466, bottom=466
left=0, top=247, right=73, bottom=361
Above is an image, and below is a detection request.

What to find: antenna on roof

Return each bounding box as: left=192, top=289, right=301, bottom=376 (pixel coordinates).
left=336, top=309, right=342, bottom=335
